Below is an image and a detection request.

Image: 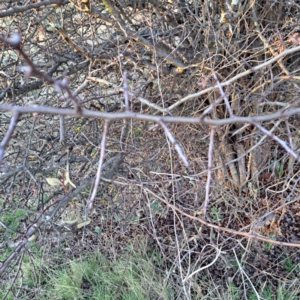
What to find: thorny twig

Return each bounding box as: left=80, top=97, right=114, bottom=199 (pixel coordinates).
left=3, top=103, right=300, bottom=126
left=0, top=34, right=82, bottom=114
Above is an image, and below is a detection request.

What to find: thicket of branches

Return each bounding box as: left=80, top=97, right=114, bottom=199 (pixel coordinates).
left=1, top=0, right=300, bottom=298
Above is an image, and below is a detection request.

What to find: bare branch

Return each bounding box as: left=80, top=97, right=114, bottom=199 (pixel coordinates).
left=159, top=121, right=189, bottom=167
left=0, top=34, right=82, bottom=114
left=169, top=45, right=300, bottom=112
left=87, top=77, right=166, bottom=113
left=123, top=72, right=129, bottom=111
left=2, top=104, right=300, bottom=127
left=86, top=120, right=109, bottom=212
left=213, top=72, right=233, bottom=117
left=0, top=0, right=66, bottom=18
left=253, top=121, right=300, bottom=162
left=0, top=112, right=19, bottom=163
left=203, top=127, right=215, bottom=216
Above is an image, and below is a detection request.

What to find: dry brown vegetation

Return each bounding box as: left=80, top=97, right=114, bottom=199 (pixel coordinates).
left=1, top=0, right=300, bottom=299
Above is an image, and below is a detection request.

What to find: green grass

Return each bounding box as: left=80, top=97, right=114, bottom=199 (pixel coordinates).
left=210, top=206, right=222, bottom=221
left=0, top=208, right=27, bottom=260
left=1, top=208, right=27, bottom=231
left=248, top=284, right=298, bottom=300
left=227, top=283, right=239, bottom=300
left=283, top=256, right=295, bottom=272
left=2, top=235, right=300, bottom=300
left=275, top=160, right=284, bottom=179
left=16, top=240, right=172, bottom=300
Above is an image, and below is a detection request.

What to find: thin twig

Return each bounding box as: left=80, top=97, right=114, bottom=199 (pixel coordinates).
left=86, top=120, right=109, bottom=212
left=253, top=121, right=300, bottom=162
left=88, top=43, right=300, bottom=114
left=87, top=77, right=166, bottom=113
left=203, top=127, right=215, bottom=216
left=144, top=188, right=300, bottom=248
left=183, top=245, right=222, bottom=283
left=0, top=0, right=65, bottom=17
left=168, top=45, right=300, bottom=112
left=233, top=248, right=260, bottom=299
left=0, top=112, right=19, bottom=163
left=159, top=121, right=189, bottom=167
left=0, top=34, right=82, bottom=114
left=213, top=73, right=233, bottom=117
left=123, top=72, right=130, bottom=111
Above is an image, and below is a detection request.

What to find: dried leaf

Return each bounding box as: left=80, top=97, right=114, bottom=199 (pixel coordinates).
left=77, top=218, right=91, bottom=229
left=46, top=177, right=61, bottom=186
left=65, top=162, right=76, bottom=188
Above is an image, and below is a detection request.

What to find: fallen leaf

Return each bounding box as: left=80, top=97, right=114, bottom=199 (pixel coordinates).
left=46, top=178, right=61, bottom=186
